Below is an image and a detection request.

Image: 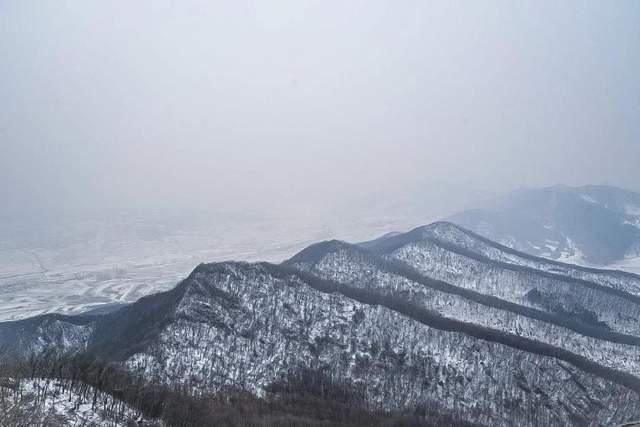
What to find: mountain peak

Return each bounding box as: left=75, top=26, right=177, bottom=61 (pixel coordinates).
left=287, top=239, right=359, bottom=264
left=448, top=185, right=640, bottom=265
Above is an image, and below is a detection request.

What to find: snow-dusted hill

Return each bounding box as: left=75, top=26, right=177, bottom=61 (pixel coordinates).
left=448, top=185, right=640, bottom=267
left=0, top=377, right=150, bottom=426
left=3, top=222, right=640, bottom=425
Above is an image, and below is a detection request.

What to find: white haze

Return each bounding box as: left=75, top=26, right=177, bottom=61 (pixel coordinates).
left=0, top=1, right=639, bottom=319
left=2, top=1, right=639, bottom=220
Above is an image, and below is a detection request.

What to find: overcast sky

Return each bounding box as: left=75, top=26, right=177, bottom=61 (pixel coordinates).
left=2, top=1, right=639, bottom=220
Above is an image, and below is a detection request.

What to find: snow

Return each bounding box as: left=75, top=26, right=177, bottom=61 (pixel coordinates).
left=121, top=261, right=640, bottom=426
left=8, top=234, right=640, bottom=426
left=298, top=247, right=640, bottom=377
left=1, top=378, right=150, bottom=426
left=626, top=204, right=640, bottom=216
left=422, top=222, right=640, bottom=296
left=0, top=212, right=412, bottom=321
left=610, top=257, right=640, bottom=276
left=581, top=194, right=599, bottom=204
left=557, top=238, right=587, bottom=265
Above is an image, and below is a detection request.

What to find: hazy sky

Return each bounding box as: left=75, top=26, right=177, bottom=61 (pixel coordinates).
left=2, top=1, right=639, bottom=219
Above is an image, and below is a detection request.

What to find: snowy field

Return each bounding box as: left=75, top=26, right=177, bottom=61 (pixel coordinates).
left=0, top=210, right=420, bottom=321
left=3, top=206, right=639, bottom=323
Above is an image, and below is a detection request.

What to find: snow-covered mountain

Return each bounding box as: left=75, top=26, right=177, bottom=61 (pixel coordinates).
left=448, top=185, right=640, bottom=267
left=3, top=222, right=640, bottom=425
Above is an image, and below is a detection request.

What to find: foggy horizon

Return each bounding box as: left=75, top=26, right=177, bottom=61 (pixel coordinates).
left=2, top=1, right=640, bottom=220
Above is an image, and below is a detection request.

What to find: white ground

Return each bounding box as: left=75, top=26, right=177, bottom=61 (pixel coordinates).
left=3, top=207, right=639, bottom=322
left=0, top=211, right=420, bottom=321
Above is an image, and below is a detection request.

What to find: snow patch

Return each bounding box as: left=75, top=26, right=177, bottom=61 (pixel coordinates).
left=580, top=194, right=598, bottom=204
left=625, top=204, right=640, bottom=216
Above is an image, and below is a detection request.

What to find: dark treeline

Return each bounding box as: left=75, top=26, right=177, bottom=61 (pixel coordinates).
left=376, top=246, right=640, bottom=346
left=433, top=221, right=640, bottom=281
left=0, top=350, right=478, bottom=427
left=423, top=235, right=640, bottom=306
left=286, top=237, right=640, bottom=346
left=363, top=221, right=640, bottom=304
left=268, top=263, right=640, bottom=394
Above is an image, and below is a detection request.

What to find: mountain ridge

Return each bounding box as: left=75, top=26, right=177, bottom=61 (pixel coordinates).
left=447, top=185, right=640, bottom=266
left=3, top=221, right=640, bottom=425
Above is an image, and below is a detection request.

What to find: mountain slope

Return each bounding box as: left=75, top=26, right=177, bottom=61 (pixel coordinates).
left=4, top=226, right=640, bottom=425
left=115, top=262, right=640, bottom=425
left=288, top=240, right=640, bottom=373
left=448, top=185, right=640, bottom=266
left=0, top=377, right=146, bottom=426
